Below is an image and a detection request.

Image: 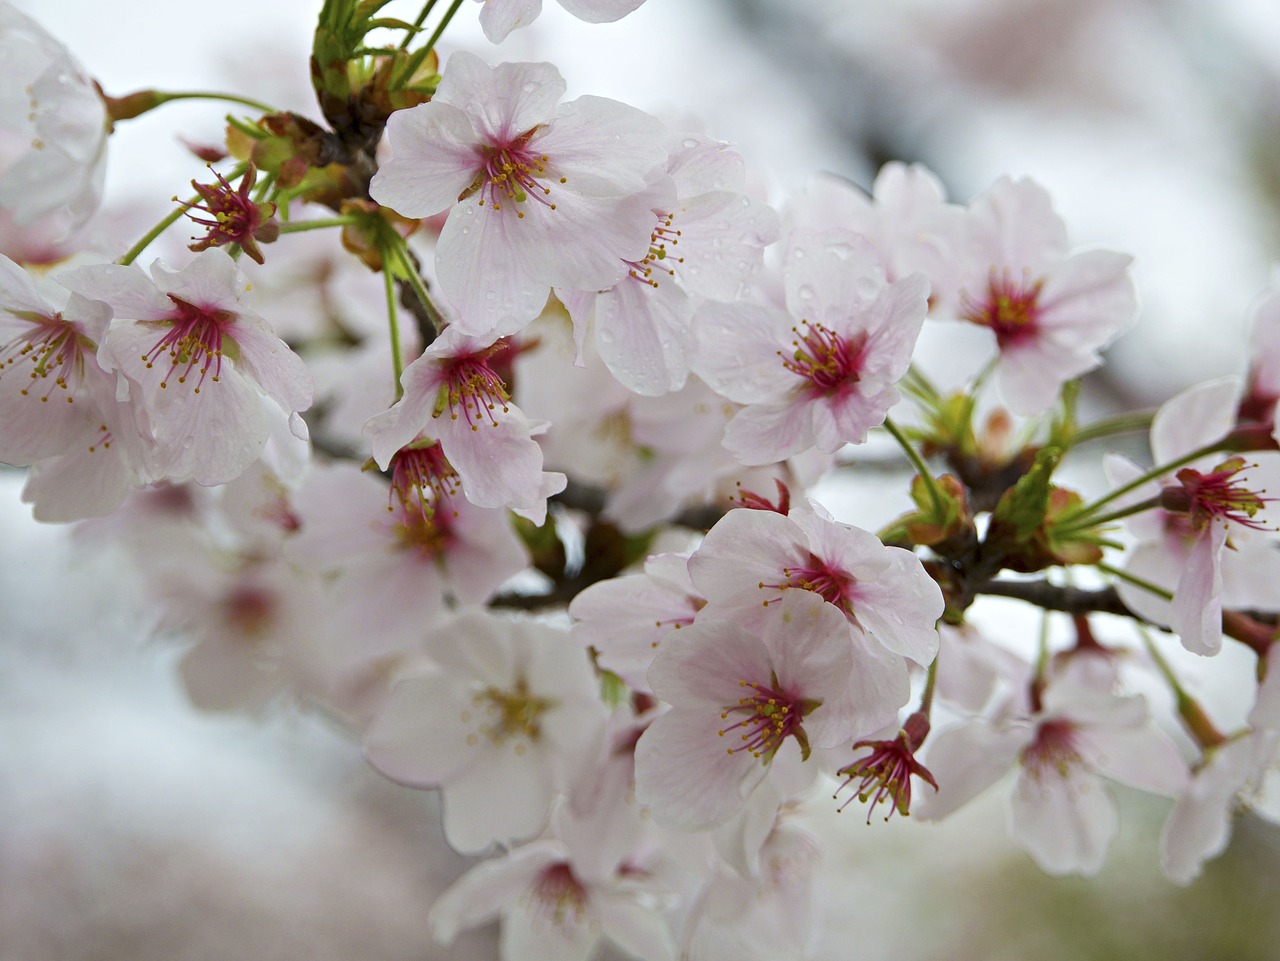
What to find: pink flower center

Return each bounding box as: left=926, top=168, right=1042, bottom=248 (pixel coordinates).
left=143, top=296, right=232, bottom=392
left=221, top=583, right=276, bottom=638
left=719, top=677, right=811, bottom=761
left=182, top=165, right=274, bottom=263
left=962, top=268, right=1044, bottom=348
left=1, top=313, right=89, bottom=405
left=475, top=130, right=562, bottom=218
left=762, top=552, right=856, bottom=618
left=387, top=441, right=461, bottom=515
left=1020, top=719, right=1081, bottom=780
left=626, top=210, right=684, bottom=288
left=1163, top=458, right=1275, bottom=532
left=779, top=322, right=867, bottom=396
left=834, top=715, right=936, bottom=822
left=433, top=343, right=511, bottom=430
left=531, top=862, right=588, bottom=926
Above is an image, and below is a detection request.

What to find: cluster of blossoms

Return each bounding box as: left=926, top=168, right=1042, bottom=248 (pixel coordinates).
left=4, top=1, right=1280, bottom=957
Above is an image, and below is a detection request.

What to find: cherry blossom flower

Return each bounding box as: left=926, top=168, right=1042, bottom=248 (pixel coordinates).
left=832, top=711, right=938, bottom=822
left=942, top=176, right=1137, bottom=415
left=693, top=228, right=929, bottom=465
left=364, top=611, right=607, bottom=854
left=558, top=136, right=778, bottom=396
left=364, top=325, right=565, bottom=524
left=786, top=162, right=961, bottom=292
left=1107, top=377, right=1280, bottom=655
left=59, top=248, right=313, bottom=487
left=0, top=253, right=114, bottom=466
left=474, top=0, right=649, bottom=43
left=1160, top=656, right=1280, bottom=884
left=180, top=164, right=278, bottom=265
left=681, top=818, right=819, bottom=961
left=370, top=51, right=666, bottom=335
left=634, top=591, right=888, bottom=832
left=569, top=551, right=705, bottom=689
left=0, top=2, right=108, bottom=232
left=916, top=661, right=1187, bottom=876
left=284, top=462, right=527, bottom=657
left=687, top=504, right=943, bottom=666
left=1241, top=277, right=1280, bottom=444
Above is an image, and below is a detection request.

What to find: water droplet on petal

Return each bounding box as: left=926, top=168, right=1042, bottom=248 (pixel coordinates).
left=681, top=137, right=699, bottom=149
left=521, top=81, right=540, bottom=93
left=797, top=285, right=815, bottom=301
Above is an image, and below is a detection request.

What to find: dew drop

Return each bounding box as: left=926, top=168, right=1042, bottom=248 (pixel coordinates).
left=797, top=285, right=815, bottom=301
left=521, top=80, right=539, bottom=93
left=681, top=137, right=699, bottom=149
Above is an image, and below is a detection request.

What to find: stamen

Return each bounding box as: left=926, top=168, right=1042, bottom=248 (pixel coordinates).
left=961, top=268, right=1044, bottom=348
left=2, top=313, right=89, bottom=405
left=143, top=296, right=231, bottom=393
left=718, top=677, right=810, bottom=761
left=778, top=322, right=866, bottom=395
left=433, top=343, right=511, bottom=431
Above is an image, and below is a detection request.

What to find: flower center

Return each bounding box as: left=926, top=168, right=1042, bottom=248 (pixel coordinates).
left=761, top=552, right=856, bottom=618
left=834, top=715, right=936, bottom=822
left=1, top=312, right=90, bottom=405
left=779, top=321, right=866, bottom=395
left=718, top=676, right=813, bottom=762
left=433, top=343, right=511, bottom=431
left=626, top=210, right=684, bottom=288
left=143, top=296, right=234, bottom=392
left=181, top=165, right=276, bottom=263
left=387, top=441, right=461, bottom=515
left=393, top=496, right=456, bottom=559
left=463, top=676, right=555, bottom=753
left=1163, top=458, right=1275, bottom=532
left=473, top=130, right=562, bottom=218
left=221, top=584, right=277, bottom=638
left=532, top=863, right=588, bottom=926
left=962, top=268, right=1044, bottom=348
left=1020, top=719, right=1082, bottom=780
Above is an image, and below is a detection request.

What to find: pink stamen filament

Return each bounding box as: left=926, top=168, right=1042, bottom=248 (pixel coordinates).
left=961, top=268, right=1044, bottom=348
left=435, top=351, right=511, bottom=431
left=625, top=211, right=684, bottom=288
left=718, top=679, right=802, bottom=760
left=779, top=322, right=866, bottom=394
left=532, top=863, right=588, bottom=926
left=476, top=131, right=561, bottom=218
left=1166, top=459, right=1276, bottom=532
left=2, top=315, right=86, bottom=404
left=1021, top=719, right=1081, bottom=780
left=388, top=442, right=461, bottom=519
left=142, top=297, right=231, bottom=393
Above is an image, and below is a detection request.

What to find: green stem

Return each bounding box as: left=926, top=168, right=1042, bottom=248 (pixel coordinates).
left=151, top=90, right=275, bottom=114
left=400, top=0, right=440, bottom=48
left=384, top=230, right=445, bottom=337
left=1061, top=440, right=1228, bottom=528
left=917, top=658, right=938, bottom=717
left=1139, top=627, right=1227, bottom=748
left=882, top=416, right=944, bottom=520
left=117, top=204, right=188, bottom=266
left=1098, top=562, right=1174, bottom=602
left=1069, top=409, right=1157, bottom=447
left=277, top=215, right=361, bottom=235
left=1056, top=494, right=1163, bottom=536
left=421, top=0, right=465, bottom=55
left=381, top=242, right=405, bottom=401
left=118, top=161, right=252, bottom=266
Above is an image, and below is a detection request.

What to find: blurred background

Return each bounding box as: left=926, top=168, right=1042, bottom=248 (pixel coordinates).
left=4, top=0, right=1280, bottom=958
